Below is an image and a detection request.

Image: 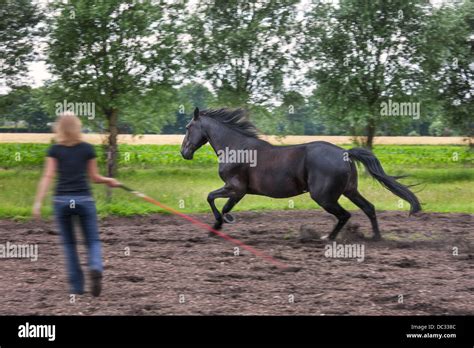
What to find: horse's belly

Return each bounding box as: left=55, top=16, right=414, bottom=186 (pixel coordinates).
left=248, top=175, right=306, bottom=198
left=246, top=147, right=307, bottom=197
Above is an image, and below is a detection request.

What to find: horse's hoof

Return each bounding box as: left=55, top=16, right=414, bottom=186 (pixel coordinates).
left=223, top=213, right=235, bottom=224
left=212, top=222, right=223, bottom=231
left=371, top=235, right=382, bottom=241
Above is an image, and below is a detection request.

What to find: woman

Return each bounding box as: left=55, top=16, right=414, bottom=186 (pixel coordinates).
left=33, top=112, right=120, bottom=297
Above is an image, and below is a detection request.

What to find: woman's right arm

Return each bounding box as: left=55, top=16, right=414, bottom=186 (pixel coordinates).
left=87, top=159, right=121, bottom=187
left=32, top=157, right=57, bottom=219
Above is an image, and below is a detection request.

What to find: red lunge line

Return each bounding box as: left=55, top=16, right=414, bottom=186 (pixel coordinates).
left=123, top=187, right=288, bottom=269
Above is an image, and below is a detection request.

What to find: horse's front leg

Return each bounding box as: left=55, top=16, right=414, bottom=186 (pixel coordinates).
left=221, top=195, right=244, bottom=223
left=207, top=186, right=231, bottom=230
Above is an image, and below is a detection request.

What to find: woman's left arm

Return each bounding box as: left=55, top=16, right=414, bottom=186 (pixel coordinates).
left=33, top=157, right=57, bottom=219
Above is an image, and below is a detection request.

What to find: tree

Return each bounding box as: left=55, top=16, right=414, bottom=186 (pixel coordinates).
left=186, top=0, right=299, bottom=108
left=0, top=86, right=53, bottom=132
left=120, top=83, right=178, bottom=135
left=161, top=83, right=216, bottom=134
left=299, top=0, right=437, bottom=148
left=427, top=1, right=474, bottom=145
left=0, top=0, right=43, bottom=88
left=46, top=0, right=185, bottom=177
left=271, top=91, right=314, bottom=135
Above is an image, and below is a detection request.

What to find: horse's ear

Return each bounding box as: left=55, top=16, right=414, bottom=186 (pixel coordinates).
left=193, top=107, right=200, bottom=120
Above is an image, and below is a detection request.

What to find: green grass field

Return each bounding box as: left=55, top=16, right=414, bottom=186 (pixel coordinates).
left=0, top=144, right=472, bottom=219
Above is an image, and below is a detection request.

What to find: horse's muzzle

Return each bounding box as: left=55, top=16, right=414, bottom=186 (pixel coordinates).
left=180, top=143, right=194, bottom=160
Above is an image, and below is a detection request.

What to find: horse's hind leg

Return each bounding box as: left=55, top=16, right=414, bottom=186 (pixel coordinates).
left=310, top=192, right=351, bottom=240
left=344, top=190, right=381, bottom=241
left=319, top=201, right=351, bottom=240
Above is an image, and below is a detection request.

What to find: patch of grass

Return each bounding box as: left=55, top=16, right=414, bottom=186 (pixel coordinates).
left=0, top=165, right=472, bottom=219
left=0, top=144, right=472, bottom=218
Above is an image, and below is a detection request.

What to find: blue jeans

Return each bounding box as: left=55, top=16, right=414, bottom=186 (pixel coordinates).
left=53, top=195, right=103, bottom=294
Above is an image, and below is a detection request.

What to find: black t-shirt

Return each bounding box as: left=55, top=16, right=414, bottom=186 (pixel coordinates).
left=47, top=142, right=96, bottom=196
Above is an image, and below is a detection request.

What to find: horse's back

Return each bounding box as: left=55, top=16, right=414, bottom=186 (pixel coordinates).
left=304, top=141, right=348, bottom=170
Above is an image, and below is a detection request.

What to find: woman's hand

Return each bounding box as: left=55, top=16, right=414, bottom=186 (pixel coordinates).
left=32, top=202, right=42, bottom=220
left=106, top=178, right=121, bottom=188
left=87, top=160, right=121, bottom=188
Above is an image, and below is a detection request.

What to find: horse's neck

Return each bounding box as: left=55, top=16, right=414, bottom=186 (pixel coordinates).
left=205, top=122, right=241, bottom=153
left=204, top=119, right=262, bottom=154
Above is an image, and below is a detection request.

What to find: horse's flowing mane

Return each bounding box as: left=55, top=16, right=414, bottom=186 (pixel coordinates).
left=202, top=108, right=259, bottom=138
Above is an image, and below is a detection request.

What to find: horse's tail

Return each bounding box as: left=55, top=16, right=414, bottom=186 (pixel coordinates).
left=348, top=147, right=421, bottom=215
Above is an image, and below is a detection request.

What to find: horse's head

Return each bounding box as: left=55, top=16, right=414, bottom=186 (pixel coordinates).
left=181, top=107, right=208, bottom=160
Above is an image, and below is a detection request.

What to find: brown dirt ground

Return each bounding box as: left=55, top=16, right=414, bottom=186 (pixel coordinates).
left=0, top=210, right=472, bottom=315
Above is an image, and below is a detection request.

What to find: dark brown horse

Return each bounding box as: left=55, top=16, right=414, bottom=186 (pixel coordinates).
left=181, top=108, right=421, bottom=240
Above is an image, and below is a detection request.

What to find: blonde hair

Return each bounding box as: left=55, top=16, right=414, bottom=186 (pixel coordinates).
left=54, top=112, right=83, bottom=146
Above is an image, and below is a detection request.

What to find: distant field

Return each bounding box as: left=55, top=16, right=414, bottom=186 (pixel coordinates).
left=0, top=143, right=472, bottom=218
left=0, top=133, right=469, bottom=145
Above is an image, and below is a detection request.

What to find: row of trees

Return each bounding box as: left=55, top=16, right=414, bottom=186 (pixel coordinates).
left=1, top=0, right=473, bottom=176
left=0, top=82, right=458, bottom=137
